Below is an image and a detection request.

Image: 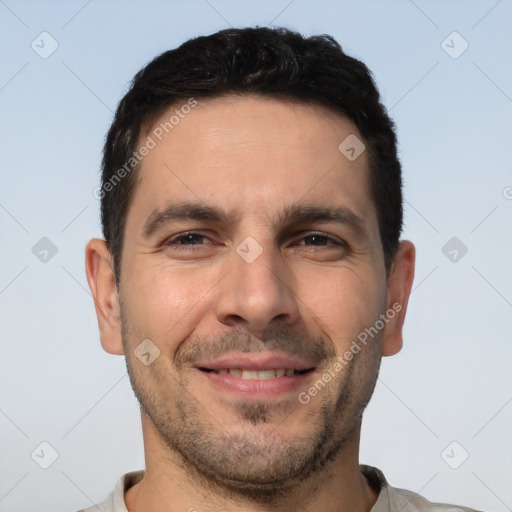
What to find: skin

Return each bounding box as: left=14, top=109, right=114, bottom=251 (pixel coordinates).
left=86, top=94, right=415, bottom=512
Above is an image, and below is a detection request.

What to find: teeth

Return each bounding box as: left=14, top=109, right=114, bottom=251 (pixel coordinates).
left=241, top=370, right=258, bottom=380
left=257, top=370, right=276, bottom=380
left=217, top=368, right=301, bottom=379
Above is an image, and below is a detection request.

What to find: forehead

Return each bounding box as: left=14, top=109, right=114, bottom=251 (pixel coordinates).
left=128, top=94, right=377, bottom=235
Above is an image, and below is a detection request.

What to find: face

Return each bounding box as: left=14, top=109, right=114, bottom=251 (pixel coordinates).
left=87, top=94, right=414, bottom=499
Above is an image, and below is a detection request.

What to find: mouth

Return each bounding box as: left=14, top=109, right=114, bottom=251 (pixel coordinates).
left=195, top=353, right=316, bottom=398
left=199, top=368, right=313, bottom=379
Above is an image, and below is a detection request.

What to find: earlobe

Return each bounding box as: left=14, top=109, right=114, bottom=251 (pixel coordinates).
left=382, top=240, right=416, bottom=357
left=85, top=238, right=124, bottom=355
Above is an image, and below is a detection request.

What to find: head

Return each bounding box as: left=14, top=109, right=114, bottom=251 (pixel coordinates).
left=86, top=27, right=415, bottom=502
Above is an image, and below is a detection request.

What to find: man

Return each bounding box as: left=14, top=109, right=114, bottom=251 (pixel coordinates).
left=84, top=27, right=479, bottom=511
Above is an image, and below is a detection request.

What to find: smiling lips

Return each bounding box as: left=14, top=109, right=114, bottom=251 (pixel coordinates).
left=196, top=352, right=316, bottom=396
left=202, top=368, right=310, bottom=379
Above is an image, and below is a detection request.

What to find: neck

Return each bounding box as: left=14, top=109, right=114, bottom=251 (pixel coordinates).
left=125, top=414, right=379, bottom=512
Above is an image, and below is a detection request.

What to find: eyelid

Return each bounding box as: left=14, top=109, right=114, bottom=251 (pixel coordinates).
left=162, top=230, right=347, bottom=247
left=163, top=231, right=213, bottom=246
left=293, top=231, right=347, bottom=246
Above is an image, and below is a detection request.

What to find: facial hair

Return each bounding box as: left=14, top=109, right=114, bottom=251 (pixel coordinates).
left=121, top=309, right=383, bottom=503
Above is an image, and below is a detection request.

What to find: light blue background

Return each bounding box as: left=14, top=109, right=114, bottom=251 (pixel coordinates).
left=1, top=1, right=511, bottom=511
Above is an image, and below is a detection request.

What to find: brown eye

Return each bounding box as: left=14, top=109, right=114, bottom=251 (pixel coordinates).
left=296, top=232, right=346, bottom=247
left=163, top=232, right=212, bottom=249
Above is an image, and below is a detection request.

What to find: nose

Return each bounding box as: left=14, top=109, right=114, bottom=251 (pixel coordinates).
left=213, top=242, right=301, bottom=339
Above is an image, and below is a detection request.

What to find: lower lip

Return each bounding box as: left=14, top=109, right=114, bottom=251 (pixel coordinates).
left=199, top=370, right=313, bottom=398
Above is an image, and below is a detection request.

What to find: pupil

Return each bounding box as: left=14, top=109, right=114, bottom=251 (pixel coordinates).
left=308, top=235, right=325, bottom=245
left=183, top=234, right=199, bottom=244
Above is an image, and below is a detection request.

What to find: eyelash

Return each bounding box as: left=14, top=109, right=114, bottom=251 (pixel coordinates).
left=162, top=231, right=347, bottom=250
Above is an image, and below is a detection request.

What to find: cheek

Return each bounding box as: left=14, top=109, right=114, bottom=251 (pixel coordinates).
left=298, top=267, right=385, bottom=344
left=122, top=259, right=223, bottom=341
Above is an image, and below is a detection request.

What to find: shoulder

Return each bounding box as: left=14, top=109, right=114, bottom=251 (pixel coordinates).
left=388, top=485, right=484, bottom=512
left=360, top=465, right=484, bottom=512
left=75, top=471, right=144, bottom=512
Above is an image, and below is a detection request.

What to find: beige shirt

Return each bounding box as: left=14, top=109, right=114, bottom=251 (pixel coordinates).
left=77, top=465, right=482, bottom=511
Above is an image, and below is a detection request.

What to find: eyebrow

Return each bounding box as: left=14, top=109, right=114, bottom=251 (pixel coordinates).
left=142, top=200, right=366, bottom=239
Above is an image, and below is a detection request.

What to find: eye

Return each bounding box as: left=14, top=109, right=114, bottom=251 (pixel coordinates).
left=294, top=232, right=347, bottom=248
left=161, top=231, right=347, bottom=252
left=163, top=232, right=213, bottom=249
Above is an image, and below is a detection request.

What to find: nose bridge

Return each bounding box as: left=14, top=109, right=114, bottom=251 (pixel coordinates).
left=214, top=235, right=300, bottom=335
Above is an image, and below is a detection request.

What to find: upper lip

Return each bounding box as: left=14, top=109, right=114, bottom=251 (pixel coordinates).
left=195, top=352, right=316, bottom=371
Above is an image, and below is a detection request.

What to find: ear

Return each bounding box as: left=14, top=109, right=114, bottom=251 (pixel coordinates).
left=85, top=238, right=124, bottom=355
left=381, top=240, right=415, bottom=357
